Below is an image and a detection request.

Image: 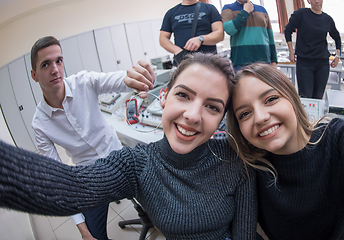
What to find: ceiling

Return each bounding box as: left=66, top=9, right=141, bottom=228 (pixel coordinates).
left=0, top=0, right=21, bottom=10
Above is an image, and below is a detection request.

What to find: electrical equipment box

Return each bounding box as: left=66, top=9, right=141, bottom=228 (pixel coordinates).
left=300, top=98, right=326, bottom=122
left=325, top=89, right=344, bottom=119
left=151, top=55, right=172, bottom=70
left=99, top=92, right=121, bottom=113
left=138, top=83, right=167, bottom=129
left=154, top=69, right=171, bottom=87
left=99, top=92, right=133, bottom=114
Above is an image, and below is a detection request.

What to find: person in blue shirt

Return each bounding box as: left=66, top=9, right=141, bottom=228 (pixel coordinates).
left=160, top=0, right=224, bottom=66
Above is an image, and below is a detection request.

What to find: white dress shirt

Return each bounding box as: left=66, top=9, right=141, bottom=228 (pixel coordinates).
left=32, top=70, right=131, bottom=165
left=32, top=70, right=131, bottom=225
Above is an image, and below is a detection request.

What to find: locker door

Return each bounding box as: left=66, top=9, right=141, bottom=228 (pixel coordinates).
left=138, top=20, right=158, bottom=61
left=8, top=57, right=38, bottom=150
left=60, top=36, right=84, bottom=76
left=77, top=31, right=101, bottom=72
left=24, top=53, right=42, bottom=105
left=125, top=22, right=146, bottom=65
left=94, top=27, right=119, bottom=72
left=0, top=65, right=36, bottom=152
left=150, top=18, right=171, bottom=57
left=110, top=24, right=133, bottom=71
left=0, top=105, right=15, bottom=145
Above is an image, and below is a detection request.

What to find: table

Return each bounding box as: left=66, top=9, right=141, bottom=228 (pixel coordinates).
left=278, top=62, right=344, bottom=90
left=102, top=110, right=164, bottom=148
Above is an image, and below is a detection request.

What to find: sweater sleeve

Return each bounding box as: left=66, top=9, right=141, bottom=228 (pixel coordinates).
left=231, top=168, right=257, bottom=240
left=284, top=9, right=302, bottom=42
left=222, top=8, right=250, bottom=36
left=266, top=15, right=277, bottom=63
left=328, top=17, right=341, bottom=51
left=0, top=141, right=139, bottom=216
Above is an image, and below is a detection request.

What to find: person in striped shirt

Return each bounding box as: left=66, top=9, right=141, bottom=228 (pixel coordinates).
left=221, top=0, right=277, bottom=72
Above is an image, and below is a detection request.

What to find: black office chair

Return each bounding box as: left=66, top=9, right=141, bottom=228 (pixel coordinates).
left=118, top=198, right=155, bottom=240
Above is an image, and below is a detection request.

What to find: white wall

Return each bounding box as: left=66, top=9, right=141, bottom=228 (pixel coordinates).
left=0, top=0, right=181, bottom=68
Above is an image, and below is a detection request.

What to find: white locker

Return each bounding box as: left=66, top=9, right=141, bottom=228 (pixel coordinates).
left=110, top=24, right=133, bottom=71
left=60, top=36, right=84, bottom=76
left=150, top=18, right=171, bottom=58
left=0, top=65, right=36, bottom=152
left=94, top=27, right=119, bottom=72
left=8, top=57, right=38, bottom=150
left=125, top=22, right=146, bottom=64
left=60, top=31, right=101, bottom=76
left=77, top=31, right=102, bottom=73
left=24, top=53, right=42, bottom=105
left=138, top=20, right=158, bottom=61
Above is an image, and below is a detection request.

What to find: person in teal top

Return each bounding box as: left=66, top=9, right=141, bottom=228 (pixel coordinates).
left=221, top=0, right=277, bottom=71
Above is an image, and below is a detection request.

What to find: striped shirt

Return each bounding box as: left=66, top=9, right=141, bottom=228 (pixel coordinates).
left=222, top=1, right=277, bottom=67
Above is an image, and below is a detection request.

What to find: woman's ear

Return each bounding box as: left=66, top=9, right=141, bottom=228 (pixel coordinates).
left=160, top=94, right=167, bottom=109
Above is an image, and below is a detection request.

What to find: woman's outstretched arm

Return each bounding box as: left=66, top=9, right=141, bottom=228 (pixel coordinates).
left=0, top=141, right=137, bottom=216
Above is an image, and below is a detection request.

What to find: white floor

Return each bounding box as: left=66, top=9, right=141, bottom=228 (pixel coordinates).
left=30, top=199, right=165, bottom=240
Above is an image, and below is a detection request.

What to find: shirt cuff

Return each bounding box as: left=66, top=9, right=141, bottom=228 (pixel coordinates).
left=71, top=213, right=85, bottom=225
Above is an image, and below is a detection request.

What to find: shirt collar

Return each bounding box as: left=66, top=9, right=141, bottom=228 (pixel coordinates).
left=41, top=80, right=73, bottom=117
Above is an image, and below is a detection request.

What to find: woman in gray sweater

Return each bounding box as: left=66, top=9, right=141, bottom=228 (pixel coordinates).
left=0, top=53, right=257, bottom=240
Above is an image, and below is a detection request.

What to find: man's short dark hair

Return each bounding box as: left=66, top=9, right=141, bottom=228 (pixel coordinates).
left=31, top=36, right=61, bottom=71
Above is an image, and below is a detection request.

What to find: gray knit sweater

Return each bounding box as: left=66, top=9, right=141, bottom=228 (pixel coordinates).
left=0, top=135, right=257, bottom=240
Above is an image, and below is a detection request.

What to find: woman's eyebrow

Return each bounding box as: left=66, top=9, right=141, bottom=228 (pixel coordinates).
left=174, top=84, right=196, bottom=96
left=259, top=88, right=277, bottom=99
left=234, top=88, right=277, bottom=115
left=234, top=104, right=247, bottom=115
left=207, top=97, right=225, bottom=107
left=174, top=84, right=225, bottom=106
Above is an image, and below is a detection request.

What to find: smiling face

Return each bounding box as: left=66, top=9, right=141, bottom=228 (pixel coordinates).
left=161, top=63, right=229, bottom=154
left=232, top=75, right=300, bottom=155
left=31, top=44, right=65, bottom=97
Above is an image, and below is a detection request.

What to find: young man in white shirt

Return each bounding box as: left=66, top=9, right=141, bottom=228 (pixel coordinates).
left=30, top=36, right=155, bottom=240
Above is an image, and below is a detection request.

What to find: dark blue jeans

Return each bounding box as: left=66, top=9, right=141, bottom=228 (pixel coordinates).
left=83, top=204, right=109, bottom=240
left=296, top=58, right=330, bottom=99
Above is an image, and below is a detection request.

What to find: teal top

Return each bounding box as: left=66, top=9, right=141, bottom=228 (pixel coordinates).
left=222, top=1, right=277, bottom=66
